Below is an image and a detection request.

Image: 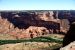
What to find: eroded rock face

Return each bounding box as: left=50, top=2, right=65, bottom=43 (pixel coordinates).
left=0, top=11, right=62, bottom=39
left=0, top=16, right=50, bottom=39
left=25, top=26, right=49, bottom=37
left=0, top=16, right=13, bottom=34
left=60, top=41, right=75, bottom=50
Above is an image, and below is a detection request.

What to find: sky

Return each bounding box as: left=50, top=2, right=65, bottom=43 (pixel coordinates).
left=0, top=0, right=75, bottom=10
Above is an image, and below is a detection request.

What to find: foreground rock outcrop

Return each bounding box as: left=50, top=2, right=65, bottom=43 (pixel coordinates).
left=60, top=41, right=75, bottom=50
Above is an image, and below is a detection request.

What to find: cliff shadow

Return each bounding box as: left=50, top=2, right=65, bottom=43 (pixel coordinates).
left=0, top=12, right=31, bottom=29
left=63, top=22, right=75, bottom=47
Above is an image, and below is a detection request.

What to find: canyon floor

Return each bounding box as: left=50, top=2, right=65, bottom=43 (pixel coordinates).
left=0, top=34, right=64, bottom=50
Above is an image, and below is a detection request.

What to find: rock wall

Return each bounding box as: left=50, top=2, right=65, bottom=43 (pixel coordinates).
left=1, top=11, right=70, bottom=39
left=0, top=15, right=50, bottom=39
